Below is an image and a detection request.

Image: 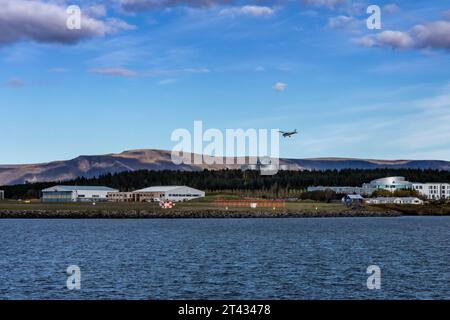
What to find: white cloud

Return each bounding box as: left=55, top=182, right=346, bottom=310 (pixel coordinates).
left=157, top=78, right=178, bottom=85
left=355, top=30, right=414, bottom=49
left=89, top=67, right=138, bottom=77
left=88, top=67, right=210, bottom=78
left=383, top=4, right=400, bottom=14
left=220, top=5, right=275, bottom=17
left=255, top=66, right=265, bottom=72
left=84, top=4, right=107, bottom=18
left=302, top=0, right=347, bottom=9
left=328, top=15, right=360, bottom=30
left=182, top=67, right=210, bottom=73
left=344, top=2, right=365, bottom=16
left=119, top=0, right=347, bottom=13
left=0, top=0, right=133, bottom=46
left=354, top=19, right=450, bottom=50
left=49, top=67, right=68, bottom=73
left=411, top=21, right=450, bottom=49
left=273, top=82, right=287, bottom=92
left=119, top=0, right=235, bottom=12
left=141, top=67, right=211, bottom=77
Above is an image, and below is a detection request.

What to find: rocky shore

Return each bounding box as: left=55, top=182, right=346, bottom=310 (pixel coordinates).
left=0, top=209, right=402, bottom=219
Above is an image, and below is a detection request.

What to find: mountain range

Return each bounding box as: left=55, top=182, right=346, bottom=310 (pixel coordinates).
left=1, top=149, right=450, bottom=186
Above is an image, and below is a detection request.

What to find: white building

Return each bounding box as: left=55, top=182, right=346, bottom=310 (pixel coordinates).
left=363, top=176, right=413, bottom=192
left=0, top=190, right=4, bottom=201
left=131, top=186, right=205, bottom=202
left=412, top=183, right=450, bottom=200
left=364, top=177, right=450, bottom=200
left=308, top=176, right=414, bottom=196
left=42, top=185, right=118, bottom=203
left=310, top=176, right=450, bottom=201
left=366, top=197, right=424, bottom=205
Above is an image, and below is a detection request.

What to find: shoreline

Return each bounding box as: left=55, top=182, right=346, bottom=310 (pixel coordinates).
left=0, top=209, right=407, bottom=219
left=1, top=202, right=448, bottom=219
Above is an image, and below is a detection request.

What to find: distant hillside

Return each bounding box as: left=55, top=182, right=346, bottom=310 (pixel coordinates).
left=285, top=158, right=450, bottom=171
left=1, top=149, right=449, bottom=186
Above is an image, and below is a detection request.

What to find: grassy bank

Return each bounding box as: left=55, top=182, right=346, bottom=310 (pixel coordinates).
left=373, top=203, right=450, bottom=216
left=1, top=197, right=448, bottom=218
left=0, top=199, right=345, bottom=213
left=0, top=198, right=398, bottom=219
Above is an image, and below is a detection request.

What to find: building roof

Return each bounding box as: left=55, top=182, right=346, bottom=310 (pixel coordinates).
left=133, top=186, right=201, bottom=193
left=42, top=185, right=118, bottom=192
left=369, top=176, right=412, bottom=186
left=398, top=197, right=422, bottom=201
left=370, top=197, right=422, bottom=201
left=414, top=182, right=450, bottom=185
left=345, top=194, right=364, bottom=200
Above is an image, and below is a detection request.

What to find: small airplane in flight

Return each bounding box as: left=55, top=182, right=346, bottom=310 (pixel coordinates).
left=279, top=129, right=299, bottom=138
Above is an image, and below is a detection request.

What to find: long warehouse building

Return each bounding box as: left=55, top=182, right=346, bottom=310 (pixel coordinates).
left=42, top=185, right=118, bottom=203
left=108, top=186, right=205, bottom=202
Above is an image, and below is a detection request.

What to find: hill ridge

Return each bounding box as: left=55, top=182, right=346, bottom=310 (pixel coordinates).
left=1, top=149, right=449, bottom=186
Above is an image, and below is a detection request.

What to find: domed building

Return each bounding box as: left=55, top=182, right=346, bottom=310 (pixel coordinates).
left=363, top=176, right=413, bottom=192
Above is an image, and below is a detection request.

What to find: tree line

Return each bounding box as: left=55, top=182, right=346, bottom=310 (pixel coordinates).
left=1, top=168, right=450, bottom=199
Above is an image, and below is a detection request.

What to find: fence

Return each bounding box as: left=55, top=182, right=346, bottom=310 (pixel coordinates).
left=214, top=199, right=285, bottom=208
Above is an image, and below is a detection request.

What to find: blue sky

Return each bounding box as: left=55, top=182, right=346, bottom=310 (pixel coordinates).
left=1, top=0, right=450, bottom=164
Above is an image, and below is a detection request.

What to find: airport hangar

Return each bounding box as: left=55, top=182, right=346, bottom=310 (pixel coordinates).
left=108, top=186, right=205, bottom=202
left=42, top=185, right=118, bottom=203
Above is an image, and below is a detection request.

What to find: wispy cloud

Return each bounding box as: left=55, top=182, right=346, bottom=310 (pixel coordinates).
left=118, top=0, right=349, bottom=14
left=220, top=5, right=275, bottom=17
left=328, top=15, right=354, bottom=29
left=4, top=77, right=25, bottom=88
left=88, top=66, right=210, bottom=78
left=49, top=67, right=68, bottom=73
left=383, top=93, right=450, bottom=159
left=383, top=3, right=400, bottom=14
left=181, top=67, right=210, bottom=74
left=84, top=4, right=107, bottom=18
left=328, top=15, right=364, bottom=32
left=157, top=78, right=178, bottom=85
left=302, top=0, right=347, bottom=9
left=296, top=87, right=450, bottom=160
left=118, top=0, right=236, bottom=12
left=142, top=67, right=210, bottom=77
left=89, top=67, right=138, bottom=77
